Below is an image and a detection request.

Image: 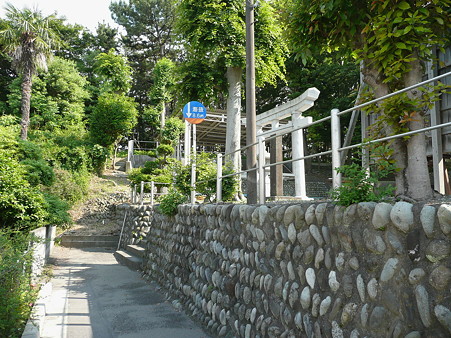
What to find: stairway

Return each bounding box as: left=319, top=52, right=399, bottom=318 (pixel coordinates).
left=114, top=157, right=127, bottom=172
left=114, top=244, right=146, bottom=271
left=60, top=235, right=119, bottom=248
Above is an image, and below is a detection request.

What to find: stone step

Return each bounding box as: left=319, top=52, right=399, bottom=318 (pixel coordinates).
left=126, top=244, right=146, bottom=258
left=114, top=250, right=143, bottom=271
left=60, top=235, right=119, bottom=248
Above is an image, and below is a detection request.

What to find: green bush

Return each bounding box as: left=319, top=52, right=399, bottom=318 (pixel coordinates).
left=330, top=146, right=396, bottom=206
left=88, top=143, right=110, bottom=175
left=21, top=158, right=55, bottom=187
left=42, top=192, right=72, bottom=227
left=45, top=169, right=89, bottom=205
left=174, top=152, right=237, bottom=202
left=0, top=230, right=36, bottom=337
left=158, top=189, right=187, bottom=216
left=0, top=153, right=47, bottom=231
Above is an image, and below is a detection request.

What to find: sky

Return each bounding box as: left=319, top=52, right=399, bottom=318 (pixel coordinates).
left=0, top=0, right=118, bottom=32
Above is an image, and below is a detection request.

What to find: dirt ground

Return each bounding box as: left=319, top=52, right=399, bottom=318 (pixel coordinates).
left=64, top=169, right=130, bottom=236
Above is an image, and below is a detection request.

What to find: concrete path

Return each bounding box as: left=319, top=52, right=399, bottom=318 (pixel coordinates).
left=41, top=246, right=209, bottom=338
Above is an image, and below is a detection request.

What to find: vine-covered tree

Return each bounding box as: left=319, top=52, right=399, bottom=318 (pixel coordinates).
left=0, top=4, right=61, bottom=139
left=176, top=0, right=287, bottom=178
left=286, top=0, right=451, bottom=200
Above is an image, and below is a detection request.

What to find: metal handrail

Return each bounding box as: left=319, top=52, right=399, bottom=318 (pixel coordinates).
left=213, top=71, right=450, bottom=203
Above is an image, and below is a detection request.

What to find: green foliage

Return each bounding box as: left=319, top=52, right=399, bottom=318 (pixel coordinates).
left=88, top=143, right=110, bottom=175
left=0, top=152, right=47, bottom=230
left=0, top=230, right=37, bottom=337
left=20, top=158, right=55, bottom=187
left=0, top=4, right=62, bottom=75
left=161, top=117, right=184, bottom=145
left=158, top=188, right=187, bottom=216
left=330, top=145, right=396, bottom=206
left=45, top=169, right=90, bottom=206
left=6, top=57, right=90, bottom=131
left=176, top=0, right=287, bottom=104
left=174, top=152, right=237, bottom=202
left=89, top=93, right=138, bottom=147
left=110, top=0, right=177, bottom=106
left=156, top=144, right=174, bottom=158
left=42, top=192, right=72, bottom=227
left=363, top=83, right=450, bottom=137
left=150, top=57, right=174, bottom=103
left=94, top=49, right=132, bottom=94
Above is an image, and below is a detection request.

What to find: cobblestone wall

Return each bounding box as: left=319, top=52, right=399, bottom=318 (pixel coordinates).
left=118, top=201, right=451, bottom=337
left=116, top=204, right=151, bottom=247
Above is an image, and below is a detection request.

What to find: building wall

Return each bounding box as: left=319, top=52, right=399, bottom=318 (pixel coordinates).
left=117, top=202, right=451, bottom=337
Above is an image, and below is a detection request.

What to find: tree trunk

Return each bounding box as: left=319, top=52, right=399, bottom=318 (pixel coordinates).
left=160, top=102, right=166, bottom=129
left=404, top=58, right=433, bottom=199
left=20, top=70, right=33, bottom=140
left=362, top=64, right=408, bottom=196
left=225, top=67, right=243, bottom=199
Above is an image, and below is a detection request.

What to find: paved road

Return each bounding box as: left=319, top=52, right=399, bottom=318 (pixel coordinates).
left=41, top=246, right=209, bottom=338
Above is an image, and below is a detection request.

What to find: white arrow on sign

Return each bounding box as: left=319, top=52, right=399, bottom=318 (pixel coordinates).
left=186, top=112, right=192, bottom=118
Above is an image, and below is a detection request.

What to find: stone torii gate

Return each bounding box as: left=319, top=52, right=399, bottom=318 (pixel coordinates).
left=256, top=88, right=320, bottom=199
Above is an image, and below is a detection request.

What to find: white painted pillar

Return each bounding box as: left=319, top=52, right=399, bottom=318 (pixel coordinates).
left=292, top=114, right=310, bottom=198
left=216, top=154, right=222, bottom=202
left=331, top=109, right=342, bottom=189
left=257, top=136, right=266, bottom=204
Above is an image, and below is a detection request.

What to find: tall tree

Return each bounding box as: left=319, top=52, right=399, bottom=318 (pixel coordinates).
left=286, top=0, right=451, bottom=200
left=0, top=4, right=61, bottom=140
left=6, top=56, right=89, bottom=131
left=93, top=49, right=132, bottom=95
left=176, top=0, right=287, bottom=178
left=110, top=0, right=177, bottom=105
left=149, top=57, right=175, bottom=129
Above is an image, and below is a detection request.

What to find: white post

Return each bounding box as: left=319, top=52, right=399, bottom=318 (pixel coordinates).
left=126, top=139, right=134, bottom=172
left=292, top=114, right=309, bottom=198
left=331, top=109, right=342, bottom=188
left=140, top=181, right=144, bottom=205
left=150, top=181, right=155, bottom=206
left=191, top=123, right=196, bottom=204
left=257, top=136, right=266, bottom=204
left=216, top=153, right=222, bottom=202
left=184, top=120, right=191, bottom=165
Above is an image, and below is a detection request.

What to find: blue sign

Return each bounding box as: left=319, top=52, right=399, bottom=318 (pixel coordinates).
left=183, top=101, right=207, bottom=124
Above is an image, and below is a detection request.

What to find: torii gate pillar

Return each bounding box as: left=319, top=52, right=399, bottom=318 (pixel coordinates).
left=270, top=121, right=283, bottom=197
left=292, top=114, right=312, bottom=198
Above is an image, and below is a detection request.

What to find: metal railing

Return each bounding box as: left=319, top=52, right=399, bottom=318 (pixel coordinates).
left=131, top=181, right=170, bottom=205
left=208, top=71, right=450, bottom=204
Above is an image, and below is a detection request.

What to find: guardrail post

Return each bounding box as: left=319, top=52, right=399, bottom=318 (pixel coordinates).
left=216, top=153, right=222, bottom=202
left=257, top=136, right=266, bottom=204
left=140, top=181, right=144, bottom=205
left=331, top=108, right=342, bottom=188
left=150, top=181, right=155, bottom=206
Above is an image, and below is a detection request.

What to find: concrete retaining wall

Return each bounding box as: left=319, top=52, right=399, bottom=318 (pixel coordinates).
left=30, top=226, right=56, bottom=279
left=117, top=202, right=451, bottom=337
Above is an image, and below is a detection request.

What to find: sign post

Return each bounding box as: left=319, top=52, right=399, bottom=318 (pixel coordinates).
left=183, top=101, right=206, bottom=204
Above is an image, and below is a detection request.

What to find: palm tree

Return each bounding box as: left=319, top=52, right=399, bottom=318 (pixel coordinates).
left=0, top=3, right=60, bottom=139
